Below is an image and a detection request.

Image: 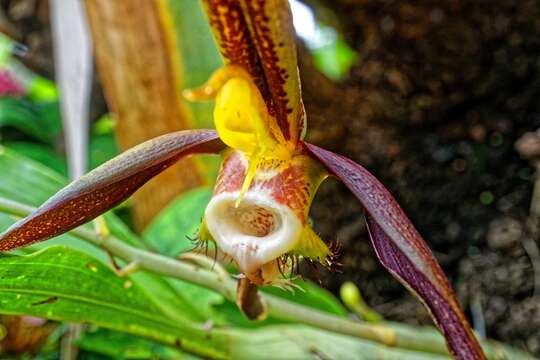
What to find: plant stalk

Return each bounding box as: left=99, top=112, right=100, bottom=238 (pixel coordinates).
left=0, top=197, right=532, bottom=359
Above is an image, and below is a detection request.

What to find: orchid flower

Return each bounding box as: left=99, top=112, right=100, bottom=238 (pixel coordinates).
left=0, top=1, right=486, bottom=359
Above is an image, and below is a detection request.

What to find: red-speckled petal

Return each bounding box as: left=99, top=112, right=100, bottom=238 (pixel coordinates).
left=201, top=1, right=268, bottom=100
left=305, top=142, right=486, bottom=360
left=0, top=130, right=224, bottom=250
left=201, top=0, right=305, bottom=145
left=239, top=0, right=305, bottom=145
left=214, top=150, right=325, bottom=223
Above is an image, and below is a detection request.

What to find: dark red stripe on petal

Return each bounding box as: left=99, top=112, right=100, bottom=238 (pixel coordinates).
left=305, top=142, right=486, bottom=360
left=202, top=0, right=305, bottom=145
left=0, top=130, right=224, bottom=250
left=240, top=0, right=305, bottom=144
left=201, top=0, right=270, bottom=104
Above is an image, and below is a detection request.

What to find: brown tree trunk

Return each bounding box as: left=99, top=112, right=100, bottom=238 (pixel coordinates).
left=84, top=0, right=205, bottom=230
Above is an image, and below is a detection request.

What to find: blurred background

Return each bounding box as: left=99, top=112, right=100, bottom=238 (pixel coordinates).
left=0, top=0, right=538, bottom=358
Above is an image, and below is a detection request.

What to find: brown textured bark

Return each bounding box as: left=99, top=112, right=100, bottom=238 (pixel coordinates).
left=84, top=0, right=204, bottom=229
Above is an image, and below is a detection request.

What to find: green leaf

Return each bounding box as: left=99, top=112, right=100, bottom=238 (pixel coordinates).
left=89, top=133, right=118, bottom=170
left=226, top=325, right=451, bottom=360
left=0, top=246, right=454, bottom=359
left=0, top=146, right=223, bottom=324
left=89, top=115, right=119, bottom=169
left=262, top=279, right=347, bottom=316
left=143, top=187, right=226, bottom=322
left=0, top=246, right=227, bottom=359
left=166, top=0, right=222, bottom=130
left=78, top=328, right=200, bottom=359
left=0, top=145, right=66, bottom=206
left=99, top=214, right=217, bottom=324
left=0, top=97, right=61, bottom=143
left=4, top=141, right=67, bottom=176
left=312, top=37, right=358, bottom=80
left=144, top=187, right=212, bottom=256
left=165, top=278, right=225, bottom=323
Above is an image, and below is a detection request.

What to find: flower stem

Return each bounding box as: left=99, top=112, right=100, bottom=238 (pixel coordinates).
left=0, top=197, right=532, bottom=359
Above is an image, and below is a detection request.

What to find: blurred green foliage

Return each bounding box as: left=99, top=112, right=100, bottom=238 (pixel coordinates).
left=0, top=98, right=61, bottom=143
left=308, top=23, right=358, bottom=80
left=166, top=0, right=222, bottom=130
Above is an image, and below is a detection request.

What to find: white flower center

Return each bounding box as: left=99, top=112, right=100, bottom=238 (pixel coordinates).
left=205, top=191, right=302, bottom=274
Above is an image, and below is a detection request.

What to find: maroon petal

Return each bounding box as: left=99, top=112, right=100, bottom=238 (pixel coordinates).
left=305, top=142, right=486, bottom=360
left=0, top=130, right=224, bottom=250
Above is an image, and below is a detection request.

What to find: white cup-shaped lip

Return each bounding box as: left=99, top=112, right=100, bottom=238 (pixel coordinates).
left=205, top=190, right=302, bottom=274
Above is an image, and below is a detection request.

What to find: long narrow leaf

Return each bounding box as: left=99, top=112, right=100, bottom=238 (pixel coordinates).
left=306, top=143, right=486, bottom=360
left=0, top=246, right=226, bottom=358
left=51, top=0, right=93, bottom=179
left=0, top=246, right=456, bottom=359
left=0, top=130, right=224, bottom=250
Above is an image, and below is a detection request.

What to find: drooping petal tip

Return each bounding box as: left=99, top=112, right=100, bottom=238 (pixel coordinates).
left=305, top=142, right=486, bottom=360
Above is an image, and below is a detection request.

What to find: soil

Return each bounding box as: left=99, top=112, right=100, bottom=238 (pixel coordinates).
left=304, top=0, right=540, bottom=356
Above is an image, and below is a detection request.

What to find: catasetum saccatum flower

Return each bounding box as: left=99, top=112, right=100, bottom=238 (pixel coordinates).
left=0, top=1, right=486, bottom=359
left=185, top=65, right=331, bottom=287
